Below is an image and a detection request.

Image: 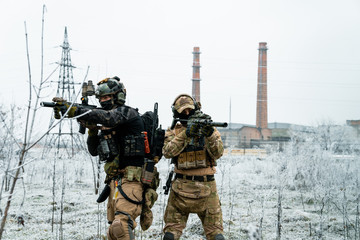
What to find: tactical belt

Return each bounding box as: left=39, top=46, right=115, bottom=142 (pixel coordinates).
left=175, top=173, right=215, bottom=182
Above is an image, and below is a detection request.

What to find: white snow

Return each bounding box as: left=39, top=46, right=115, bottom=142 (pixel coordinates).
left=1, top=125, right=360, bottom=240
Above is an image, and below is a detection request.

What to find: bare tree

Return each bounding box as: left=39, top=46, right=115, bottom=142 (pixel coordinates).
left=59, top=160, right=66, bottom=240
left=0, top=13, right=87, bottom=238
left=0, top=21, right=33, bottom=239
left=276, top=185, right=283, bottom=240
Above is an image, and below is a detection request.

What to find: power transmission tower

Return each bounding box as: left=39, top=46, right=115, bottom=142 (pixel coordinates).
left=42, top=27, right=86, bottom=157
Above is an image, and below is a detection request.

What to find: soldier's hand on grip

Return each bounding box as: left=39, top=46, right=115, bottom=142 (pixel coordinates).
left=53, top=102, right=78, bottom=119
left=185, top=120, right=200, bottom=137
left=53, top=105, right=62, bottom=119
left=201, top=125, right=214, bottom=137
left=79, top=120, right=97, bottom=129
left=79, top=121, right=98, bottom=136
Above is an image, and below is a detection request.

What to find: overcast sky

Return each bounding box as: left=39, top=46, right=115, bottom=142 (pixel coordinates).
left=1, top=0, right=359, bottom=129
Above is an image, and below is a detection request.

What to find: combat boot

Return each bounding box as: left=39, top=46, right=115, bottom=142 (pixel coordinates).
left=214, top=233, right=225, bottom=240
left=163, top=232, right=175, bottom=240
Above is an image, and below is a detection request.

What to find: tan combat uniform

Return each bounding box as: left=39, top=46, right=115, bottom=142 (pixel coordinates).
left=106, top=167, right=143, bottom=240
left=162, top=123, right=224, bottom=240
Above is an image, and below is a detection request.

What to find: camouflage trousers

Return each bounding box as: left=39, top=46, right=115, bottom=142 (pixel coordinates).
left=107, top=167, right=144, bottom=240
left=163, top=178, right=224, bottom=240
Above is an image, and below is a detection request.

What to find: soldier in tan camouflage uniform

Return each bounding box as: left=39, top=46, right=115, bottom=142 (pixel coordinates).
left=162, top=94, right=225, bottom=240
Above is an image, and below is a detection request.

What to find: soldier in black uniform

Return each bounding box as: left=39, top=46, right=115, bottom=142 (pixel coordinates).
left=55, top=77, right=150, bottom=240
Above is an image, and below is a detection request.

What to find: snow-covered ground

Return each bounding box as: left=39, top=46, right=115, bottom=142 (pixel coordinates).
left=2, top=143, right=360, bottom=240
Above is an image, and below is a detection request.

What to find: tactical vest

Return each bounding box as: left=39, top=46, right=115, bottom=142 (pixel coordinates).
left=172, top=126, right=216, bottom=170
left=98, top=106, right=145, bottom=169
left=116, top=116, right=145, bottom=168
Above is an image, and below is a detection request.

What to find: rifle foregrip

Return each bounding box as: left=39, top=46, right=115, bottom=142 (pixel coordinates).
left=79, top=125, right=86, bottom=134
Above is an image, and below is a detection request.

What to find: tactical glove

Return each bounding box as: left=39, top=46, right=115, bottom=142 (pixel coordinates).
left=53, top=102, right=77, bottom=119
left=88, top=128, right=99, bottom=137
left=78, top=121, right=98, bottom=136
left=140, top=188, right=158, bottom=231
left=104, top=156, right=122, bottom=179
left=201, top=125, right=214, bottom=137
left=185, top=120, right=200, bottom=137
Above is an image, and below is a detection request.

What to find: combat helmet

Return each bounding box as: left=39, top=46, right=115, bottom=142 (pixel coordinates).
left=95, top=76, right=126, bottom=108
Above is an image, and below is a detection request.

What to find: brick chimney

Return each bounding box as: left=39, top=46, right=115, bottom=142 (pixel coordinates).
left=192, top=47, right=201, bottom=103
left=256, top=42, right=268, bottom=129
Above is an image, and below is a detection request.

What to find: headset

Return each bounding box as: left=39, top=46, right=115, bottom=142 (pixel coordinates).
left=171, top=94, right=201, bottom=118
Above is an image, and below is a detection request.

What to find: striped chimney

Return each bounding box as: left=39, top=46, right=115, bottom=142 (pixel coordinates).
left=256, top=42, right=268, bottom=129
left=192, top=47, right=201, bottom=103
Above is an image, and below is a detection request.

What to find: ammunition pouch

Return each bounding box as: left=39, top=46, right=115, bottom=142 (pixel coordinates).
left=172, top=179, right=211, bottom=199
left=141, top=160, right=160, bottom=190
left=139, top=160, right=159, bottom=231
left=98, top=131, right=119, bottom=162
left=140, top=188, right=158, bottom=231
left=98, top=143, right=109, bottom=162
left=123, top=166, right=143, bottom=182
left=123, top=134, right=145, bottom=157
left=176, top=149, right=208, bottom=170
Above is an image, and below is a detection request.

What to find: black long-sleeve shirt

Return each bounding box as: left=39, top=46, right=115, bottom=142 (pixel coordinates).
left=77, top=104, right=145, bottom=168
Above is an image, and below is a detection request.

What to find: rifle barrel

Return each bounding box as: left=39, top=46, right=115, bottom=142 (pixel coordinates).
left=40, top=102, right=56, bottom=107
left=40, top=101, right=97, bottom=109
left=210, top=122, right=228, bottom=128
left=174, top=118, right=228, bottom=128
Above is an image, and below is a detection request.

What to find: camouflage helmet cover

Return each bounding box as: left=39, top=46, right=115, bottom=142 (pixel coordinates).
left=95, top=77, right=126, bottom=104
left=173, top=94, right=195, bottom=114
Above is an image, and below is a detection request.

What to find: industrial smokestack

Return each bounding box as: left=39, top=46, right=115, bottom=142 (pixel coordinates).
left=192, top=47, right=201, bottom=103
left=256, top=42, right=268, bottom=129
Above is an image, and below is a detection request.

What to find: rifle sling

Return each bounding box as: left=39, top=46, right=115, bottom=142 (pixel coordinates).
left=117, top=181, right=144, bottom=205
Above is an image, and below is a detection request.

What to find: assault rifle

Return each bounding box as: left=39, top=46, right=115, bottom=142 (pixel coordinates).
left=40, top=80, right=98, bottom=134
left=149, top=102, right=165, bottom=162
left=171, top=110, right=227, bottom=146
left=40, top=98, right=97, bottom=132
left=163, top=167, right=174, bottom=195
left=171, top=110, right=228, bottom=130
left=40, top=98, right=97, bottom=112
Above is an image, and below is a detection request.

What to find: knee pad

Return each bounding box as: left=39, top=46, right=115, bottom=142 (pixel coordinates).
left=214, top=233, right=225, bottom=240
left=163, top=232, right=175, bottom=240
left=108, top=219, right=125, bottom=239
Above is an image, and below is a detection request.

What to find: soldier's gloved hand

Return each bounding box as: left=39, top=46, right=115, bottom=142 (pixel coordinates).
left=185, top=120, right=200, bottom=137
left=53, top=105, right=62, bottom=119
left=88, top=127, right=98, bottom=137
left=104, top=156, right=122, bottom=179
left=53, top=102, right=77, bottom=119
left=201, top=125, right=214, bottom=137
left=78, top=120, right=98, bottom=136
